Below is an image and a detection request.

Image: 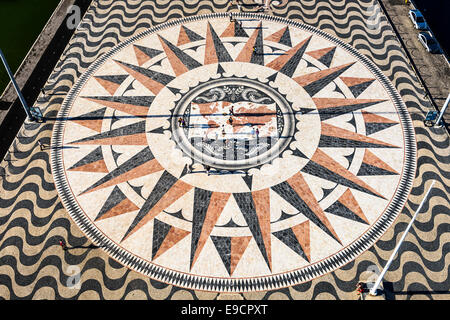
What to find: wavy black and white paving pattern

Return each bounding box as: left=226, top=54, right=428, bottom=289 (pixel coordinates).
left=0, top=0, right=448, bottom=300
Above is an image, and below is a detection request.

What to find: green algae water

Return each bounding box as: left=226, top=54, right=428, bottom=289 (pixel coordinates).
left=0, top=0, right=61, bottom=94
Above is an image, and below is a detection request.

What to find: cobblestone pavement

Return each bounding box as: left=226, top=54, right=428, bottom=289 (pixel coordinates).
left=0, top=0, right=448, bottom=300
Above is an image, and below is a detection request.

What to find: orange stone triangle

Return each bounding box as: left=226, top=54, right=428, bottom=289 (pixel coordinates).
left=191, top=192, right=231, bottom=268
left=321, top=122, right=398, bottom=148
left=72, top=118, right=103, bottom=133
left=361, top=111, right=398, bottom=124
left=313, top=97, right=386, bottom=110
left=68, top=159, right=109, bottom=173
left=264, top=26, right=287, bottom=42
left=306, top=46, right=335, bottom=60
left=71, top=132, right=148, bottom=146
left=84, top=97, right=149, bottom=117
left=230, top=236, right=252, bottom=276
left=311, top=148, right=385, bottom=199
left=152, top=226, right=190, bottom=261
left=123, top=180, right=193, bottom=241
left=114, top=60, right=165, bottom=95
left=291, top=220, right=311, bottom=262
left=294, top=62, right=354, bottom=87
left=82, top=158, right=163, bottom=195
left=96, top=197, right=140, bottom=221
left=94, top=77, right=120, bottom=95
left=287, top=171, right=341, bottom=244
left=177, top=26, right=191, bottom=46
left=133, top=46, right=151, bottom=66
left=204, top=23, right=218, bottom=65
left=235, top=21, right=262, bottom=63
left=252, top=188, right=272, bottom=271
left=340, top=76, right=374, bottom=88
left=221, top=21, right=236, bottom=38
left=337, top=189, right=369, bottom=224
left=362, top=150, right=398, bottom=174
left=158, top=35, right=189, bottom=76
left=265, top=36, right=312, bottom=71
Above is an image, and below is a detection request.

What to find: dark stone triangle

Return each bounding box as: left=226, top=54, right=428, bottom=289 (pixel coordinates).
left=95, top=74, right=128, bottom=85
left=163, top=209, right=187, bottom=221
left=210, top=236, right=232, bottom=275
left=357, top=162, right=398, bottom=176
left=152, top=219, right=172, bottom=260
left=115, top=60, right=175, bottom=85
left=190, top=188, right=213, bottom=269
left=272, top=228, right=309, bottom=262
left=250, top=26, right=264, bottom=66
left=299, top=107, right=315, bottom=114
left=343, top=149, right=356, bottom=168
left=81, top=147, right=155, bottom=195
left=208, top=23, right=233, bottom=62
left=321, top=186, right=335, bottom=200
left=267, top=73, right=278, bottom=82
left=130, top=185, right=143, bottom=198
left=291, top=148, right=308, bottom=159
left=122, top=170, right=178, bottom=241
left=68, top=146, right=104, bottom=170
left=347, top=113, right=356, bottom=129
left=124, top=82, right=135, bottom=93
left=148, top=126, right=166, bottom=134
left=349, top=79, right=375, bottom=98
left=326, top=200, right=368, bottom=225
left=167, top=86, right=181, bottom=95
left=217, top=64, right=225, bottom=75
left=279, top=27, right=292, bottom=47
left=159, top=35, right=202, bottom=70
left=84, top=95, right=155, bottom=107
left=304, top=63, right=354, bottom=97
left=71, top=107, right=106, bottom=121
left=234, top=22, right=249, bottom=37
left=301, top=160, right=384, bottom=199
left=221, top=218, right=241, bottom=228
left=95, top=186, right=127, bottom=221
left=70, top=121, right=146, bottom=144
left=233, top=193, right=271, bottom=270
left=271, top=182, right=340, bottom=243
left=319, top=135, right=398, bottom=148
left=242, top=174, right=253, bottom=191
left=180, top=164, right=189, bottom=178
left=318, top=47, right=336, bottom=68
left=279, top=36, right=312, bottom=77
left=182, top=26, right=205, bottom=42
left=276, top=210, right=297, bottom=222
left=365, top=122, right=397, bottom=135
left=318, top=100, right=385, bottom=121
left=134, top=45, right=163, bottom=60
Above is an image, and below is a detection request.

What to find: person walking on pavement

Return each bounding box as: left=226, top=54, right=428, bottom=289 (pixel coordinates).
left=356, top=282, right=365, bottom=298
left=59, top=240, right=67, bottom=251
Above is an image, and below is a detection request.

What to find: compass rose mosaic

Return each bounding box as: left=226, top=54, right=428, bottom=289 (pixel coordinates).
left=51, top=13, right=416, bottom=292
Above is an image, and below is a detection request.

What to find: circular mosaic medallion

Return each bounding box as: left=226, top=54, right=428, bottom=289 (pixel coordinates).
left=51, top=13, right=416, bottom=292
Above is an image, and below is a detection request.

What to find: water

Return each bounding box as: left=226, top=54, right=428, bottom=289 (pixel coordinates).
left=0, top=0, right=61, bottom=94
left=413, top=0, right=450, bottom=56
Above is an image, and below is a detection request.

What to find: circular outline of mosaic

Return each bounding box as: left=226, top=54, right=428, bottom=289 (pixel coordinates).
left=51, top=13, right=416, bottom=292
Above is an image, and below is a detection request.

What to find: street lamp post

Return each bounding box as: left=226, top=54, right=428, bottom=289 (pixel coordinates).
left=434, top=93, right=449, bottom=127
left=0, top=48, right=36, bottom=121
left=369, top=181, right=436, bottom=296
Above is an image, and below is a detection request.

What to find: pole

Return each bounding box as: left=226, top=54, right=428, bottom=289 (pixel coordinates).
left=369, top=181, right=436, bottom=296
left=434, top=93, right=449, bottom=126
left=0, top=48, right=35, bottom=121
